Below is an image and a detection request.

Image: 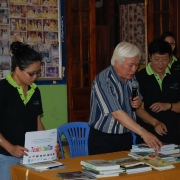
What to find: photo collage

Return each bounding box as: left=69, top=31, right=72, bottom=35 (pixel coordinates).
left=0, top=0, right=60, bottom=79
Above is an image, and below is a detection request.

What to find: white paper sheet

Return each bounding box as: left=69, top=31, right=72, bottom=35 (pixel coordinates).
left=23, top=129, right=57, bottom=164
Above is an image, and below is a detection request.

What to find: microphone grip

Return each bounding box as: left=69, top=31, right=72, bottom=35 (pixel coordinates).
left=132, top=87, right=137, bottom=111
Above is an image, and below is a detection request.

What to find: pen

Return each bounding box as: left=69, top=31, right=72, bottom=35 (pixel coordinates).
left=48, top=165, right=63, bottom=169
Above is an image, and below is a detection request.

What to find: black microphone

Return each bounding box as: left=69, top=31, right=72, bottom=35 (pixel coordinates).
left=131, top=80, right=139, bottom=111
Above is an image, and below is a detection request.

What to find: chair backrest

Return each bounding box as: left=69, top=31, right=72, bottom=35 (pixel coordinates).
left=131, top=132, right=136, bottom=145
left=57, top=122, right=90, bottom=159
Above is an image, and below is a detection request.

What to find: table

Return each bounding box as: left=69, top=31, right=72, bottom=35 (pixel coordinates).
left=11, top=151, right=180, bottom=180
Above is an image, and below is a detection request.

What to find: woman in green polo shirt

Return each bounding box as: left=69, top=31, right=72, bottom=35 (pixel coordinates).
left=0, top=42, right=59, bottom=180
left=160, top=31, right=180, bottom=73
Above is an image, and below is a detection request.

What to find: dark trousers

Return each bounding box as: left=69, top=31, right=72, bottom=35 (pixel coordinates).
left=88, top=127, right=133, bottom=155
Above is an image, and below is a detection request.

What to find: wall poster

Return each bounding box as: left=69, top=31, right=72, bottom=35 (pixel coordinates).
left=0, top=0, right=62, bottom=80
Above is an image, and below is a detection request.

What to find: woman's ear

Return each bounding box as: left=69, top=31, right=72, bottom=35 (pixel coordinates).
left=148, top=54, right=151, bottom=62
left=15, top=66, right=21, bottom=74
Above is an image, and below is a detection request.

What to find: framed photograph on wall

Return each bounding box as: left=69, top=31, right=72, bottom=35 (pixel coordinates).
left=0, top=0, right=62, bottom=81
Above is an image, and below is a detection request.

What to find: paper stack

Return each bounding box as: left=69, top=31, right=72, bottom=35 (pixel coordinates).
left=80, top=159, right=124, bottom=178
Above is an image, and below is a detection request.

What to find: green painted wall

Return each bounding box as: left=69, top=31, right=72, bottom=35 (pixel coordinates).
left=38, top=85, right=68, bottom=130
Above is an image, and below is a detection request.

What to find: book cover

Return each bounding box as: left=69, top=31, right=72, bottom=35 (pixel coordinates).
left=129, top=152, right=175, bottom=162
left=139, top=154, right=175, bottom=171
left=129, top=152, right=152, bottom=159
left=82, top=169, right=120, bottom=178
left=57, top=171, right=96, bottom=180
left=82, top=166, right=124, bottom=175
left=111, top=157, right=144, bottom=167
left=125, top=164, right=152, bottom=174
left=80, top=160, right=120, bottom=170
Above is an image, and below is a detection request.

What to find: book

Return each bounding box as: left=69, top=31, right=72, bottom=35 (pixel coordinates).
left=170, top=152, right=180, bottom=158
left=131, top=144, right=180, bottom=154
left=125, top=164, right=152, bottom=174
left=160, top=149, right=180, bottom=155
left=82, top=166, right=124, bottom=175
left=111, top=157, right=144, bottom=167
left=80, top=160, right=120, bottom=171
left=21, top=161, right=63, bottom=171
left=82, top=169, right=120, bottom=178
left=129, top=152, right=176, bottom=163
left=57, top=171, right=96, bottom=180
left=132, top=143, right=178, bottom=152
left=139, top=154, right=175, bottom=171
left=129, top=151, right=152, bottom=159
left=132, top=143, right=178, bottom=149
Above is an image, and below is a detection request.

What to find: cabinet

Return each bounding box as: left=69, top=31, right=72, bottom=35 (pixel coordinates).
left=147, top=0, right=180, bottom=57
left=65, top=0, right=96, bottom=122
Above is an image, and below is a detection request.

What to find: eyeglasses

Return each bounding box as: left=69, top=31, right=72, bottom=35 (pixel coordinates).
left=23, top=69, right=41, bottom=77
left=152, top=59, right=169, bottom=64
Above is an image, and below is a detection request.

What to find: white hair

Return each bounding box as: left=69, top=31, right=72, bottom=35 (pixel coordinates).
left=111, top=42, right=141, bottom=65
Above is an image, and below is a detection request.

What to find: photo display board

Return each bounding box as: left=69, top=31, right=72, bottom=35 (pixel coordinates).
left=0, top=0, right=62, bottom=80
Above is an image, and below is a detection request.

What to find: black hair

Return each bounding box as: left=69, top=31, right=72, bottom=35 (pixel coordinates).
left=161, top=31, right=176, bottom=41
left=148, top=39, right=172, bottom=57
left=10, top=41, right=42, bottom=71
left=160, top=31, right=176, bottom=54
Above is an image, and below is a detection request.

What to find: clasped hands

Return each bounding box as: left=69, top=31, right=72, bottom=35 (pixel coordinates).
left=150, top=102, right=169, bottom=136
left=150, top=102, right=171, bottom=113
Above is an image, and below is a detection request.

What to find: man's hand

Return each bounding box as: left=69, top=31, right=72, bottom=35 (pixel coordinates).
left=130, top=96, right=142, bottom=109
left=152, top=121, right=168, bottom=136
left=141, top=129, right=162, bottom=151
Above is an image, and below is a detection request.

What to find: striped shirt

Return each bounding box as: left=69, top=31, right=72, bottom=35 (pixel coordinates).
left=88, top=65, right=142, bottom=134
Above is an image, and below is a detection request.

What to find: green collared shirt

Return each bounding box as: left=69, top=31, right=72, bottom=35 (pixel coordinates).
left=146, top=62, right=171, bottom=90
left=168, top=55, right=178, bottom=69
left=6, top=73, right=37, bottom=105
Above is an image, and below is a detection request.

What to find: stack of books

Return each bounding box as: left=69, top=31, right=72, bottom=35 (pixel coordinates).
left=131, top=143, right=179, bottom=155
left=110, top=157, right=152, bottom=174
left=80, top=159, right=124, bottom=178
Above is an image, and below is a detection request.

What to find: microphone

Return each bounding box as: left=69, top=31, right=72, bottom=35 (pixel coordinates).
left=131, top=80, right=139, bottom=111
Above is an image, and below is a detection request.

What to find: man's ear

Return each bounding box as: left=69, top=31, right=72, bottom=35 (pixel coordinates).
left=115, top=60, right=119, bottom=66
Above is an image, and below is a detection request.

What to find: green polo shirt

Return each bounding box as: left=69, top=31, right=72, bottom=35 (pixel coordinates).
left=135, top=64, right=180, bottom=144
left=0, top=73, right=43, bottom=156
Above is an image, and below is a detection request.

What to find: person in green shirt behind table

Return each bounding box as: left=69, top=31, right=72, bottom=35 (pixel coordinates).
left=160, top=31, right=180, bottom=73
left=136, top=39, right=180, bottom=144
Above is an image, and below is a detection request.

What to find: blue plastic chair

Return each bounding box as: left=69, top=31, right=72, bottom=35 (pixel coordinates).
left=57, top=122, right=90, bottom=159
left=131, top=132, right=136, bottom=145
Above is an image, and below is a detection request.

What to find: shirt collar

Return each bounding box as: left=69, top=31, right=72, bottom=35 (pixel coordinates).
left=6, top=73, right=37, bottom=105
left=146, top=62, right=170, bottom=75
left=6, top=73, right=37, bottom=89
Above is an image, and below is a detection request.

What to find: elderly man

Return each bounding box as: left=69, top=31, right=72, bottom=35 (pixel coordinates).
left=88, top=42, right=162, bottom=155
